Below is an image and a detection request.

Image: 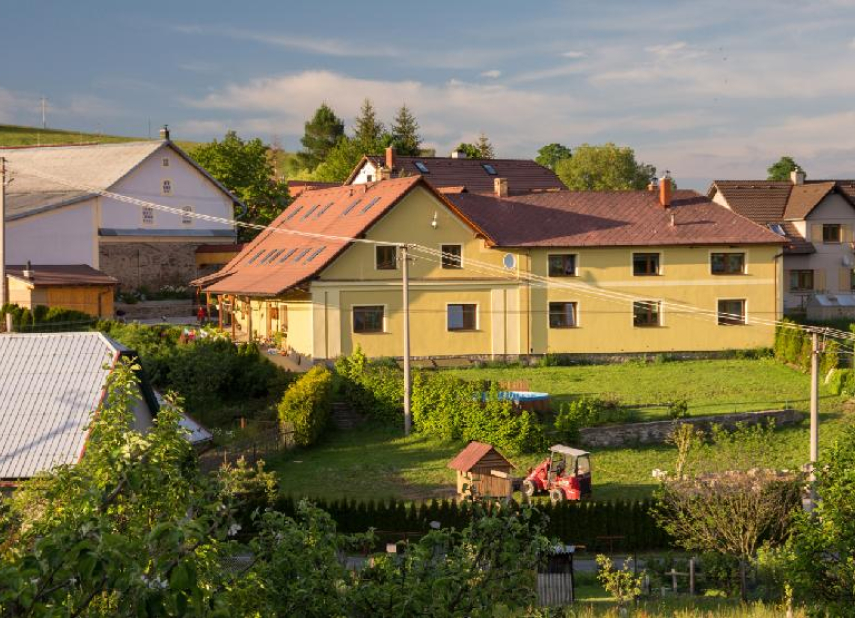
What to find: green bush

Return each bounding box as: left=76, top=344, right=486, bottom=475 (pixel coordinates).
left=774, top=319, right=839, bottom=373
left=277, top=365, right=334, bottom=447
left=334, top=346, right=403, bottom=423
left=553, top=395, right=634, bottom=441
left=667, top=398, right=689, bottom=419
left=828, top=368, right=855, bottom=397
left=1, top=303, right=94, bottom=331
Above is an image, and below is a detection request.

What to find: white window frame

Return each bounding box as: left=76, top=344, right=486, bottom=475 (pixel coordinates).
left=161, top=178, right=173, bottom=195
left=716, top=298, right=748, bottom=326
left=440, top=243, right=464, bottom=269
left=351, top=304, right=387, bottom=334
left=446, top=302, right=479, bottom=332
left=181, top=205, right=193, bottom=226
left=548, top=300, right=579, bottom=329
left=631, top=299, right=663, bottom=328
left=141, top=205, right=155, bottom=226
left=546, top=253, right=579, bottom=277
left=631, top=251, right=663, bottom=276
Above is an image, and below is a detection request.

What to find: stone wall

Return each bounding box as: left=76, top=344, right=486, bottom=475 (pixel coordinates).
left=99, top=242, right=201, bottom=290
left=115, top=300, right=195, bottom=320
left=579, top=409, right=804, bottom=448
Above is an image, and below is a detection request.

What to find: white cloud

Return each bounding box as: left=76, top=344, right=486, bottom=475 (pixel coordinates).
left=560, top=51, right=587, bottom=59
left=480, top=69, right=502, bottom=79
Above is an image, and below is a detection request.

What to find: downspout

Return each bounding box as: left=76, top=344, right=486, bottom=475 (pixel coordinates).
left=526, top=250, right=532, bottom=356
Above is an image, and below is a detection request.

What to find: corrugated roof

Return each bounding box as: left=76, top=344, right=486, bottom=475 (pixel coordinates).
left=447, top=441, right=511, bottom=472
left=0, top=332, right=121, bottom=479
left=201, top=176, right=435, bottom=296
left=6, top=264, right=118, bottom=287
left=349, top=154, right=565, bottom=194
left=448, top=189, right=784, bottom=248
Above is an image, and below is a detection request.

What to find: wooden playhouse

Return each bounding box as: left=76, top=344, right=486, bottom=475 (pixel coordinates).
left=447, top=441, right=515, bottom=498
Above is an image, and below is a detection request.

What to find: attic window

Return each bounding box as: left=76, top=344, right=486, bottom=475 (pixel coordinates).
left=306, top=247, right=326, bottom=263
left=247, top=249, right=266, bottom=264
left=360, top=197, right=382, bottom=214
left=141, top=206, right=155, bottom=226
left=285, top=205, right=303, bottom=220
left=293, top=248, right=312, bottom=262
left=162, top=157, right=170, bottom=167
left=341, top=198, right=362, bottom=216
left=414, top=161, right=430, bottom=173
left=482, top=163, right=497, bottom=175
left=278, top=249, right=297, bottom=263
left=161, top=179, right=172, bottom=195
left=181, top=205, right=193, bottom=225
left=768, top=223, right=786, bottom=236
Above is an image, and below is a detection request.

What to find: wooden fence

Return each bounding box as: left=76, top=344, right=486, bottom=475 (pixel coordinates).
left=537, top=573, right=574, bottom=606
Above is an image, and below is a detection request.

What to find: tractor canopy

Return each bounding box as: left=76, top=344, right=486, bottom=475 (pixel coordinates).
left=549, top=445, right=590, bottom=458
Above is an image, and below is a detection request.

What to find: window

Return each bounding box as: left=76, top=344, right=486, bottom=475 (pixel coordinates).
left=141, top=206, right=155, bottom=225
left=306, top=247, right=326, bottom=263
left=549, top=302, right=578, bottom=328
left=181, top=205, right=193, bottom=225
left=365, top=174, right=373, bottom=182
left=161, top=157, right=170, bottom=167
left=341, top=198, right=362, bottom=216
left=301, top=204, right=320, bottom=219
left=447, top=304, right=477, bottom=331
left=414, top=161, right=430, bottom=173
left=376, top=245, right=397, bottom=270
left=823, top=224, right=842, bottom=243
left=711, top=252, right=745, bottom=275
left=633, top=301, right=661, bottom=327
left=718, top=299, right=746, bottom=325
left=247, top=249, right=265, bottom=264
left=790, top=270, right=814, bottom=292
left=285, top=205, right=303, bottom=220
left=360, top=197, right=381, bottom=214
left=441, top=244, right=463, bottom=269
left=161, top=179, right=172, bottom=195
left=768, top=223, right=786, bottom=236
left=353, top=306, right=384, bottom=333
left=482, top=163, right=497, bottom=175
left=633, top=253, right=660, bottom=276
left=548, top=254, right=577, bottom=277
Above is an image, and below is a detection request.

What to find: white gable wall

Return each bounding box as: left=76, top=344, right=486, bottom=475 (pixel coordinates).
left=7, top=199, right=98, bottom=266
left=100, top=144, right=235, bottom=234
left=350, top=161, right=378, bottom=185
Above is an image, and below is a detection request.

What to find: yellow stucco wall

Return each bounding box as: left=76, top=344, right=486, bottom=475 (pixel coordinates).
left=225, top=185, right=782, bottom=359
left=6, top=278, right=114, bottom=318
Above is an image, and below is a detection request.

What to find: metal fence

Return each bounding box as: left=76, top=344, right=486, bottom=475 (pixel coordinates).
left=199, top=421, right=295, bottom=472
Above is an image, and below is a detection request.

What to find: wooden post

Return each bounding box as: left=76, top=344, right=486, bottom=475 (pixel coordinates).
left=217, top=295, right=223, bottom=330
left=401, top=244, right=412, bottom=435
left=689, top=557, right=695, bottom=595
left=808, top=332, right=820, bottom=510
left=231, top=295, right=236, bottom=340
left=669, top=568, right=678, bottom=593
left=246, top=297, right=253, bottom=342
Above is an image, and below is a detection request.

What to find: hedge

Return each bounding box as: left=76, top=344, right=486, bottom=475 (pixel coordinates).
left=278, top=365, right=334, bottom=447
left=334, top=346, right=403, bottom=423
left=262, top=496, right=672, bottom=552
left=774, top=318, right=839, bottom=374
left=1, top=303, right=95, bottom=331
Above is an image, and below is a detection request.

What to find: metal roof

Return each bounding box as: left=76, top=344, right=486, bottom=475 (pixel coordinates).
left=0, top=332, right=123, bottom=479
left=447, top=441, right=513, bottom=472
left=549, top=444, right=590, bottom=457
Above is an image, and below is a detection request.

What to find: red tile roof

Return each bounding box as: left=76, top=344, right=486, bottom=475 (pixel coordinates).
left=198, top=176, right=448, bottom=296
left=6, top=264, right=118, bottom=287
left=287, top=180, right=341, bottom=198
left=348, top=155, right=565, bottom=194
left=447, top=441, right=511, bottom=472
left=448, top=189, right=784, bottom=248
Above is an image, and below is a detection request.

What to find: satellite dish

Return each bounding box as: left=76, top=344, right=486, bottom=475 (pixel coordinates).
left=503, top=253, right=516, bottom=269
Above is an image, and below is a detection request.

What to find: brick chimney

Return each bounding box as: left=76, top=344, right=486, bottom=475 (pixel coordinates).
left=385, top=146, right=395, bottom=170
left=451, top=149, right=467, bottom=159
left=494, top=177, right=509, bottom=198
left=790, top=167, right=805, bottom=185
left=159, top=124, right=170, bottom=140
left=377, top=166, right=392, bottom=181
left=659, top=171, right=672, bottom=208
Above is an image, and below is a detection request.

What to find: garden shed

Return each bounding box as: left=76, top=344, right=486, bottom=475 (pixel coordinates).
left=447, top=441, right=515, bottom=498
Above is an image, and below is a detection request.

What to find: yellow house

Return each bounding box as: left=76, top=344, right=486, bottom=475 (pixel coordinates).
left=195, top=176, right=784, bottom=361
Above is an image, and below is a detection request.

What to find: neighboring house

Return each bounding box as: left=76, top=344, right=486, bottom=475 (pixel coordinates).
left=708, top=170, right=855, bottom=314
left=287, top=180, right=340, bottom=198
left=1, top=132, right=242, bottom=290
left=194, top=176, right=783, bottom=360
left=6, top=263, right=118, bottom=318
left=346, top=147, right=565, bottom=194
left=0, top=331, right=210, bottom=486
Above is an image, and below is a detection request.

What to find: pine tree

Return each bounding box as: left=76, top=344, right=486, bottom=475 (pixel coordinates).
left=354, top=98, right=385, bottom=151
left=475, top=132, right=495, bottom=159
left=296, top=103, right=345, bottom=171
left=391, top=104, right=422, bottom=156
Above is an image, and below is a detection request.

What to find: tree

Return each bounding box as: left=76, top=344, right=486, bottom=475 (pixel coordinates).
left=767, top=156, right=801, bottom=181
left=454, top=142, right=482, bottom=159
left=475, top=132, right=495, bottom=159
left=191, top=131, right=289, bottom=240
left=555, top=143, right=656, bottom=190
left=310, top=136, right=364, bottom=183
left=295, top=103, right=345, bottom=171
left=353, top=99, right=386, bottom=151
left=390, top=104, right=421, bottom=156
left=535, top=143, right=572, bottom=171
left=786, top=424, right=855, bottom=614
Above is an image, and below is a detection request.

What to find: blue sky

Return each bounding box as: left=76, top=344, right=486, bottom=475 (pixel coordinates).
left=4, top=0, right=855, bottom=189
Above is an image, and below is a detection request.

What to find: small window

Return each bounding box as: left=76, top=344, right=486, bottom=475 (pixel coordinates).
left=548, top=254, right=577, bottom=277
left=790, top=270, right=814, bottom=292
left=718, top=299, right=746, bottom=325
left=549, top=302, right=578, bottom=328
left=482, top=163, right=497, bottom=175
left=823, top=224, right=842, bottom=243
left=633, top=253, right=660, bottom=276
left=768, top=223, right=786, bottom=236
left=181, top=205, right=193, bottom=225
left=414, top=161, right=430, bottom=173
left=365, top=174, right=374, bottom=182
left=161, top=179, right=172, bottom=195
left=376, top=245, right=397, bottom=270
left=141, top=206, right=155, bottom=225
left=447, top=304, right=477, bottom=331
left=441, top=244, right=463, bottom=269
left=633, top=301, right=661, bottom=327
left=353, top=306, right=384, bottom=333
left=711, top=252, right=745, bottom=275
left=162, top=157, right=170, bottom=167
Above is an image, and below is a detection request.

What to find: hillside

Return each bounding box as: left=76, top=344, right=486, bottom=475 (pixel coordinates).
left=0, top=124, right=199, bottom=152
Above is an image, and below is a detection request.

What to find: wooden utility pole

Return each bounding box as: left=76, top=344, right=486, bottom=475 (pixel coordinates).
left=806, top=331, right=821, bottom=510
left=0, top=157, right=6, bottom=311
left=401, top=244, right=412, bottom=435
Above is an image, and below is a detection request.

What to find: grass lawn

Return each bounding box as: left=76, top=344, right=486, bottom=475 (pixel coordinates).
left=269, top=359, right=852, bottom=502
left=0, top=123, right=198, bottom=150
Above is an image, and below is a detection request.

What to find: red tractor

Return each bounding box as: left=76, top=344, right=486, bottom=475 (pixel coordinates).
left=522, top=445, right=592, bottom=503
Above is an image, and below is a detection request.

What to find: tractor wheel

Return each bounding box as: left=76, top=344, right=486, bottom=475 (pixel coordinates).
left=522, top=480, right=537, bottom=497
left=549, top=488, right=566, bottom=504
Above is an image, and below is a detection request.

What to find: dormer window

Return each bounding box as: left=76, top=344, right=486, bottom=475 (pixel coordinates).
left=162, top=179, right=172, bottom=195
left=162, top=157, right=170, bottom=167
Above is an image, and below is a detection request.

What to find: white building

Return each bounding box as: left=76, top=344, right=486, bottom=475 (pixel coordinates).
left=2, top=134, right=242, bottom=290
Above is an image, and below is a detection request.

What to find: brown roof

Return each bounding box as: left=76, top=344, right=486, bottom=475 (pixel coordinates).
left=200, top=176, right=473, bottom=296
left=710, top=180, right=855, bottom=223
left=347, top=155, right=565, bottom=194
left=448, top=189, right=784, bottom=248
left=287, top=180, right=340, bottom=198
left=447, top=441, right=512, bottom=472
left=6, top=264, right=118, bottom=287
left=777, top=222, right=814, bottom=255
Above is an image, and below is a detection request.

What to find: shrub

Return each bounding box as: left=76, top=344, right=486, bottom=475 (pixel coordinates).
left=278, top=365, right=334, bottom=447
left=334, top=346, right=403, bottom=423
left=667, top=398, right=689, bottom=419
left=828, top=369, right=855, bottom=397
left=774, top=319, right=839, bottom=373
left=1, top=303, right=94, bottom=331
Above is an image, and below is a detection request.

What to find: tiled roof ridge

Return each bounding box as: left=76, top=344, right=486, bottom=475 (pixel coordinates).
left=0, top=139, right=164, bottom=151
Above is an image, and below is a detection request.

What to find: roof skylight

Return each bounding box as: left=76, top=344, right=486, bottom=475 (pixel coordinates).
left=278, top=249, right=297, bottom=263
left=316, top=201, right=334, bottom=217
left=360, top=197, right=381, bottom=215
left=482, top=163, right=497, bottom=175
left=293, top=248, right=312, bottom=262
left=306, top=246, right=326, bottom=263
left=341, top=198, right=362, bottom=216
left=414, top=161, right=430, bottom=173
left=302, top=204, right=320, bottom=219
left=285, top=205, right=303, bottom=220
left=247, top=249, right=265, bottom=264
left=768, top=223, right=786, bottom=236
